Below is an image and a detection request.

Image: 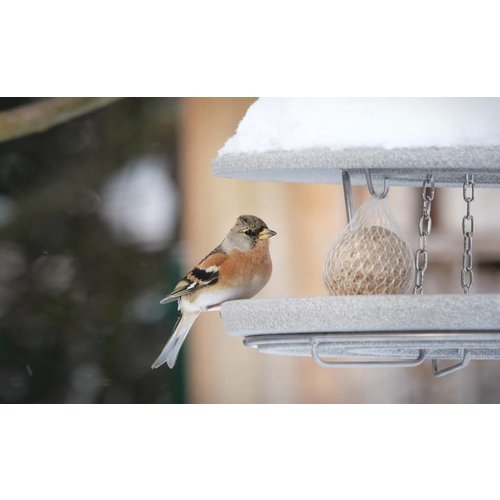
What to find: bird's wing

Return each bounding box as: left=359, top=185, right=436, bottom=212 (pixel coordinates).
left=160, top=249, right=227, bottom=304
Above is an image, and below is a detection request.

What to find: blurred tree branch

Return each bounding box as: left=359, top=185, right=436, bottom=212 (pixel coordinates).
left=0, top=97, right=122, bottom=143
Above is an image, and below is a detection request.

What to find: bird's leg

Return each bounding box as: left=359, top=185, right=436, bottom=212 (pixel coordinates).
left=204, top=304, right=222, bottom=313
left=204, top=305, right=221, bottom=312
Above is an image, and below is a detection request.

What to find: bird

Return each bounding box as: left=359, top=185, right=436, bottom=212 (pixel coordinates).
left=152, top=214, right=277, bottom=369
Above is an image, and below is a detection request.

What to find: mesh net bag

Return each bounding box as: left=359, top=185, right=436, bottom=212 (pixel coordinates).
left=323, top=195, right=414, bottom=295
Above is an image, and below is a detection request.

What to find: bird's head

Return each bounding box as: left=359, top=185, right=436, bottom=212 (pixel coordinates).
left=225, top=214, right=277, bottom=251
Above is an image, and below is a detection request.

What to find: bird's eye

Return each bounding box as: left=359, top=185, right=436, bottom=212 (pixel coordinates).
left=244, top=229, right=253, bottom=236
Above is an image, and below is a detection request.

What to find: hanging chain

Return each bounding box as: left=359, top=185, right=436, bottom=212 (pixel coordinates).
left=414, top=174, right=435, bottom=295
left=461, top=174, right=475, bottom=294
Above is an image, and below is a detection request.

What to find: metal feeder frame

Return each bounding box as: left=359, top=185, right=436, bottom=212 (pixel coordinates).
left=213, top=157, right=500, bottom=377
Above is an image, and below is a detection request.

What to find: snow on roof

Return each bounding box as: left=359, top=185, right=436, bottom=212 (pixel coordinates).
left=219, top=98, right=500, bottom=154
left=212, top=98, right=500, bottom=186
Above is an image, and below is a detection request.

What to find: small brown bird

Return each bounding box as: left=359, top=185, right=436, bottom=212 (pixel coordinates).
left=152, top=215, right=276, bottom=369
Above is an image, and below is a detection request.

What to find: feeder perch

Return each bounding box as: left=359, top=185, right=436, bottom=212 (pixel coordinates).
left=211, top=98, right=500, bottom=377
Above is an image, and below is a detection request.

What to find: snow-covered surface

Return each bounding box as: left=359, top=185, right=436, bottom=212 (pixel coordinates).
left=212, top=98, right=500, bottom=186
left=219, top=98, right=500, bottom=154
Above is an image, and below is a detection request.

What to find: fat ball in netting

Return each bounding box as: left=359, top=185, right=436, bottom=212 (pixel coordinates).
left=323, top=195, right=414, bottom=295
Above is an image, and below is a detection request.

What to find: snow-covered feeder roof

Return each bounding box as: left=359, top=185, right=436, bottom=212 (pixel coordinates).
left=211, top=98, right=500, bottom=187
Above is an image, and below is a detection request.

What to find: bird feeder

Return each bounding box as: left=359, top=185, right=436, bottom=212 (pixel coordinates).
left=211, top=98, right=500, bottom=377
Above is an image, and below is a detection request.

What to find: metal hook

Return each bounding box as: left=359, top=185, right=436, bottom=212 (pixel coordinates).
left=341, top=170, right=354, bottom=224
left=365, top=169, right=389, bottom=199
left=432, top=350, right=471, bottom=377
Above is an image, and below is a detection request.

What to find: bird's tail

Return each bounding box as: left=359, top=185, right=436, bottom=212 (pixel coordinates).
left=151, top=311, right=200, bottom=369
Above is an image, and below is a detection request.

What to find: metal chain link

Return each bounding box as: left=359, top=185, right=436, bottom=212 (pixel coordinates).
left=461, top=174, right=475, bottom=294
left=414, top=174, right=435, bottom=295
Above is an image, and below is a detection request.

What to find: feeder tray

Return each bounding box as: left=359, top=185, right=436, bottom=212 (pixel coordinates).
left=211, top=98, right=500, bottom=377
left=221, top=295, right=500, bottom=377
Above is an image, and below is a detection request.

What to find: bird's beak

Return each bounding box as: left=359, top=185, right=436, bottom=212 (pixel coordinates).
left=258, top=227, right=277, bottom=240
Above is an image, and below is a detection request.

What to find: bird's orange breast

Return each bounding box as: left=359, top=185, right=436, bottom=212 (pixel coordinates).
left=221, top=240, right=272, bottom=287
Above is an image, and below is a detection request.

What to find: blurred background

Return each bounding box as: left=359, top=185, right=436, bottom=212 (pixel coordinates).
left=1, top=97, right=500, bottom=403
